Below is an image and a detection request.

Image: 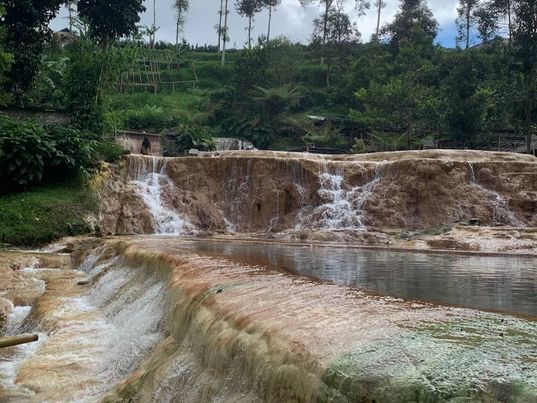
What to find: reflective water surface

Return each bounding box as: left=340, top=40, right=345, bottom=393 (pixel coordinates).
left=181, top=240, right=537, bottom=317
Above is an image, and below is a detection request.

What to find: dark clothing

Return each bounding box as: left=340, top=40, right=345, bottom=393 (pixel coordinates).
left=141, top=137, right=151, bottom=155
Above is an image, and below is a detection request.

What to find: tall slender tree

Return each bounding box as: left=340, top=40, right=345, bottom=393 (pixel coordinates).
left=236, top=0, right=263, bottom=48
left=374, top=0, right=387, bottom=39
left=512, top=0, right=537, bottom=153
left=490, top=0, right=513, bottom=41
left=456, top=0, right=480, bottom=49
left=474, top=3, right=500, bottom=42
left=221, top=0, right=230, bottom=66
left=217, top=0, right=224, bottom=52
left=174, top=0, right=189, bottom=49
left=299, top=0, right=334, bottom=44
left=263, top=0, right=281, bottom=41
left=150, top=0, right=157, bottom=47
left=66, top=0, right=78, bottom=31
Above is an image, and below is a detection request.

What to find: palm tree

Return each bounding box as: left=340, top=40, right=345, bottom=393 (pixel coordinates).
left=174, top=0, right=190, bottom=49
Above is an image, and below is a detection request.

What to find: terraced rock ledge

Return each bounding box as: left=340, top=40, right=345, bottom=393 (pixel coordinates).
left=3, top=237, right=535, bottom=402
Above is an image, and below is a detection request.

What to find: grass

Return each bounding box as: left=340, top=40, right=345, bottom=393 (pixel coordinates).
left=0, top=181, right=97, bottom=247
left=109, top=91, right=206, bottom=113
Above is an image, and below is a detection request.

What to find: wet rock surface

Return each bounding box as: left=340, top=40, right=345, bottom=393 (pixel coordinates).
left=97, top=150, right=537, bottom=238
left=1, top=238, right=536, bottom=402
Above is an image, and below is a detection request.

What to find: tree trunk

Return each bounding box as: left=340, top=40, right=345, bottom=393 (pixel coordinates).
left=323, top=1, right=329, bottom=44
left=176, top=10, right=181, bottom=49
left=221, top=0, right=229, bottom=67
left=375, top=0, right=382, bottom=38
left=267, top=5, right=272, bottom=42
left=466, top=7, right=470, bottom=49
left=507, top=0, right=512, bottom=43
left=152, top=0, right=156, bottom=48
left=218, top=0, right=224, bottom=53
left=248, top=15, right=252, bottom=49
left=408, top=123, right=413, bottom=150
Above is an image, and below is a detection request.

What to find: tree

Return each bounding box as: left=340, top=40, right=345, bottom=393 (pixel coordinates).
left=150, top=0, right=157, bottom=48
left=300, top=0, right=334, bottom=44
left=313, top=9, right=359, bottom=45
left=474, top=2, right=501, bottom=42
left=235, top=0, right=263, bottom=49
left=221, top=0, right=230, bottom=66
left=66, top=0, right=78, bottom=32
left=312, top=8, right=361, bottom=86
left=353, top=76, right=440, bottom=150
left=382, top=0, right=438, bottom=50
left=217, top=0, right=224, bottom=52
left=2, top=0, right=63, bottom=101
left=77, top=0, right=145, bottom=47
left=456, top=0, right=480, bottom=49
left=174, top=0, right=189, bottom=49
left=262, top=0, right=281, bottom=41
left=490, top=0, right=513, bottom=41
left=512, top=0, right=537, bottom=153
left=373, top=0, right=387, bottom=39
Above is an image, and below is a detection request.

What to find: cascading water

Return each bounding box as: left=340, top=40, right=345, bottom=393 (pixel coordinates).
left=299, top=162, right=384, bottom=230
left=129, top=156, right=195, bottom=235
left=467, top=163, right=521, bottom=226
left=0, top=249, right=168, bottom=402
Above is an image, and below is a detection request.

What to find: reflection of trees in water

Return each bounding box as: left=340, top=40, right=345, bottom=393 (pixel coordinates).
left=182, top=241, right=537, bottom=316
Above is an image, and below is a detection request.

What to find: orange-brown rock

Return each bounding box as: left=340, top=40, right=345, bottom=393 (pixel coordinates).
left=97, top=150, right=537, bottom=235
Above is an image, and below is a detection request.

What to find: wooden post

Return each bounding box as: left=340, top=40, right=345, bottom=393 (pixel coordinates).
left=0, top=334, right=39, bottom=349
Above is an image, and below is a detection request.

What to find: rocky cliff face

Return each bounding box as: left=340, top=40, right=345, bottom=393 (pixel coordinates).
left=97, top=150, right=537, bottom=235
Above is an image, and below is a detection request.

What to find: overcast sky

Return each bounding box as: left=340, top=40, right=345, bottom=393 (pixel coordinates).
left=51, top=0, right=460, bottom=48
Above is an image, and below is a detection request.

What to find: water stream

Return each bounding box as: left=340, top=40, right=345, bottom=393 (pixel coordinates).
left=467, top=163, right=521, bottom=226
left=129, top=156, right=195, bottom=235
left=0, top=252, right=167, bottom=402
left=298, top=163, right=384, bottom=230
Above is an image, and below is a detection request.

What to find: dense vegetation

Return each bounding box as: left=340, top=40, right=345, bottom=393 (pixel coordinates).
left=0, top=0, right=536, bottom=244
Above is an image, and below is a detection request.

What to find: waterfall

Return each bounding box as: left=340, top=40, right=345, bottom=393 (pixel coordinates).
left=299, top=162, right=384, bottom=230
left=467, top=163, right=521, bottom=226
left=129, top=156, right=195, bottom=235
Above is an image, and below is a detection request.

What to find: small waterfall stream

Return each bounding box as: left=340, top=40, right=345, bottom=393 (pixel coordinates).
left=299, top=162, right=384, bottom=230
left=129, top=156, right=195, bottom=235
left=467, top=163, right=521, bottom=226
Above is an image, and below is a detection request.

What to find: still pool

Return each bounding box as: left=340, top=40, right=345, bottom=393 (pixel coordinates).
left=180, top=240, right=537, bottom=318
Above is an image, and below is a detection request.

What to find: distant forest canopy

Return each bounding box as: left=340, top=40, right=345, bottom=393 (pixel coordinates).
left=0, top=0, right=536, bottom=157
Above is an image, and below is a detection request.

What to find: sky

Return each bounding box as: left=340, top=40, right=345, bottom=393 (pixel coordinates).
left=51, top=0, right=460, bottom=48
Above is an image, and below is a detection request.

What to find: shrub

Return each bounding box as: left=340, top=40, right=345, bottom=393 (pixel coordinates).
left=0, top=116, right=53, bottom=190
left=303, top=123, right=348, bottom=149
left=163, top=123, right=216, bottom=156
left=123, top=105, right=181, bottom=131
left=0, top=115, right=95, bottom=191
left=93, top=138, right=126, bottom=163
left=352, top=138, right=365, bottom=154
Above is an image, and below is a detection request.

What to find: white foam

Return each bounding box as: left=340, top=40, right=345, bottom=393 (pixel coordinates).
left=468, top=163, right=521, bottom=226
left=299, top=162, right=384, bottom=230
left=130, top=157, right=196, bottom=235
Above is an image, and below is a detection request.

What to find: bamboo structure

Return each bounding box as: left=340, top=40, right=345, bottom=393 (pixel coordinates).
left=119, top=51, right=198, bottom=94
left=0, top=334, right=39, bottom=349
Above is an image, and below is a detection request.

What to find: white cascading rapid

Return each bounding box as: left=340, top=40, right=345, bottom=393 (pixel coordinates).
left=467, top=163, right=521, bottom=226
left=298, top=162, right=384, bottom=230
left=129, top=156, right=195, bottom=235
